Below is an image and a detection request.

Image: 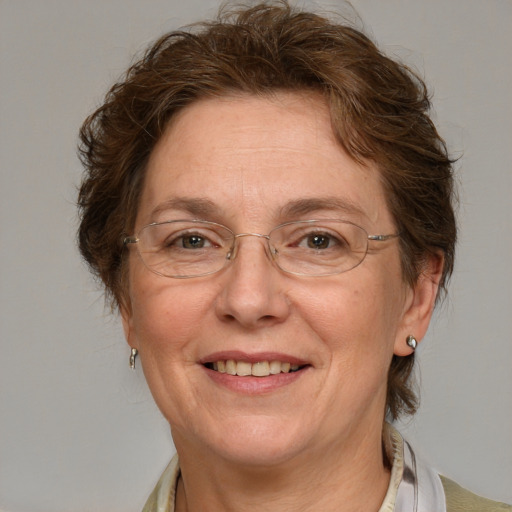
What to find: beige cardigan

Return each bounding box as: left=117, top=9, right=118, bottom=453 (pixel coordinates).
left=440, top=476, right=511, bottom=512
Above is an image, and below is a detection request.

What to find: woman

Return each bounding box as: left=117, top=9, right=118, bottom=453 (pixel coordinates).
left=77, top=2, right=510, bottom=511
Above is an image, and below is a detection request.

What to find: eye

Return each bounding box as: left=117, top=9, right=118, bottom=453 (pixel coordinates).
left=165, top=231, right=216, bottom=250
left=293, top=230, right=346, bottom=251
left=305, top=233, right=333, bottom=250
left=278, top=224, right=354, bottom=256
left=142, top=221, right=233, bottom=255
left=180, top=234, right=208, bottom=249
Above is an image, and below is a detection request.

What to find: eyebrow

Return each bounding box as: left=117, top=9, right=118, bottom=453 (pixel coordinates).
left=278, top=197, right=367, bottom=220
left=150, top=197, right=218, bottom=220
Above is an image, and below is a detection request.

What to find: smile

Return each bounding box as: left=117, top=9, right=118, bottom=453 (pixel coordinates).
left=204, top=360, right=305, bottom=377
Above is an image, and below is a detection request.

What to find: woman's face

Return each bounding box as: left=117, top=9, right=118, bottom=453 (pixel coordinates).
left=123, top=92, right=433, bottom=467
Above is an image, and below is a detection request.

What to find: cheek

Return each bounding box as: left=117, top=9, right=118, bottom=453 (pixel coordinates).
left=126, top=278, right=218, bottom=420
left=128, top=275, right=215, bottom=355
left=295, top=270, right=405, bottom=356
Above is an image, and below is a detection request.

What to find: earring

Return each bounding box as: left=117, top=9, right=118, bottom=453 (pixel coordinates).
left=406, top=335, right=417, bottom=350
left=129, top=348, right=138, bottom=370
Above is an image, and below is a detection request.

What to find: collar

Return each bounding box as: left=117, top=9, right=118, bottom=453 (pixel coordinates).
left=382, top=424, right=447, bottom=512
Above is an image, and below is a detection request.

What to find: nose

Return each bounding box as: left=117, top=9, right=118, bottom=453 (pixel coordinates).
left=215, top=235, right=291, bottom=329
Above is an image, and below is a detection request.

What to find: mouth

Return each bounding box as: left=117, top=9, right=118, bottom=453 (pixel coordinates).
left=204, top=360, right=308, bottom=377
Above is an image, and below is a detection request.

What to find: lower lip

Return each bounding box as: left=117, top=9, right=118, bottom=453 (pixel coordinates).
left=204, top=366, right=309, bottom=394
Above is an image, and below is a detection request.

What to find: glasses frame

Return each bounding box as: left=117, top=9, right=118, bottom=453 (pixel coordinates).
left=123, top=219, right=399, bottom=279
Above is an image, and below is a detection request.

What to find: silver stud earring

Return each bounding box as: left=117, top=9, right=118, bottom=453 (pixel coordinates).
left=406, top=335, right=417, bottom=350
left=129, top=348, right=138, bottom=370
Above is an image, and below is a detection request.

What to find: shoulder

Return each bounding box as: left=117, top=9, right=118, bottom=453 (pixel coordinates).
left=440, top=475, right=512, bottom=512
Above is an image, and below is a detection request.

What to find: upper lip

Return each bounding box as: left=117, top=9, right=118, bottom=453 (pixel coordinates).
left=199, top=350, right=309, bottom=366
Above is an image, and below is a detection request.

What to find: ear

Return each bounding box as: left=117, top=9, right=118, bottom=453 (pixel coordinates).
left=120, top=302, right=138, bottom=350
left=394, top=252, right=444, bottom=356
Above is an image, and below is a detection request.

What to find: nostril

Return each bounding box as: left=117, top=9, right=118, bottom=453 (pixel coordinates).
left=221, top=313, right=238, bottom=323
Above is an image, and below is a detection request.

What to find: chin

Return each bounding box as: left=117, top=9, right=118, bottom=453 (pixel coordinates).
left=216, top=440, right=307, bottom=468
left=196, top=415, right=311, bottom=468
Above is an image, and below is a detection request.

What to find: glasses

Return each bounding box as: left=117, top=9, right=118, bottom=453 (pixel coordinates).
left=123, top=219, right=399, bottom=279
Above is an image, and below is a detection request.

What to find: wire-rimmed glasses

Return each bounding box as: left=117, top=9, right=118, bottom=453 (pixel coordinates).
left=123, top=219, right=399, bottom=279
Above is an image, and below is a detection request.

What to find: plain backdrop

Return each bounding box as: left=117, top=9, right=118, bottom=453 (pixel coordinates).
left=1, top=1, right=511, bottom=511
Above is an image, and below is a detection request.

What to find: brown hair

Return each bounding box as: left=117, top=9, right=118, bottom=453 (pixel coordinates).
left=77, top=1, right=456, bottom=419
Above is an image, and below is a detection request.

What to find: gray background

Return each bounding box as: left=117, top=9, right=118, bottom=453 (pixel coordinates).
left=1, top=1, right=511, bottom=510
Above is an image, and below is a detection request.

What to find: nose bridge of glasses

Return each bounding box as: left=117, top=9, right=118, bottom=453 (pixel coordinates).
left=227, top=232, right=274, bottom=261
left=234, top=232, right=270, bottom=240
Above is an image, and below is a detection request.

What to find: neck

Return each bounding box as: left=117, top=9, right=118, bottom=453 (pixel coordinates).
left=173, top=422, right=391, bottom=512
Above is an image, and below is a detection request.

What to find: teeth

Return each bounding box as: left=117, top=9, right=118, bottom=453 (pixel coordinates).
left=236, top=361, right=252, bottom=376
left=269, top=360, right=282, bottom=374
left=210, top=359, right=302, bottom=377
left=252, top=361, right=270, bottom=377
left=225, top=359, right=237, bottom=375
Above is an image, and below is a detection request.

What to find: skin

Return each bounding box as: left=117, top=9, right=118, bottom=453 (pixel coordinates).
left=122, top=92, right=441, bottom=511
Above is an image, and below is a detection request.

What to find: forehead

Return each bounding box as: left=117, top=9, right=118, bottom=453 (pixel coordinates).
left=138, top=92, right=392, bottom=230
